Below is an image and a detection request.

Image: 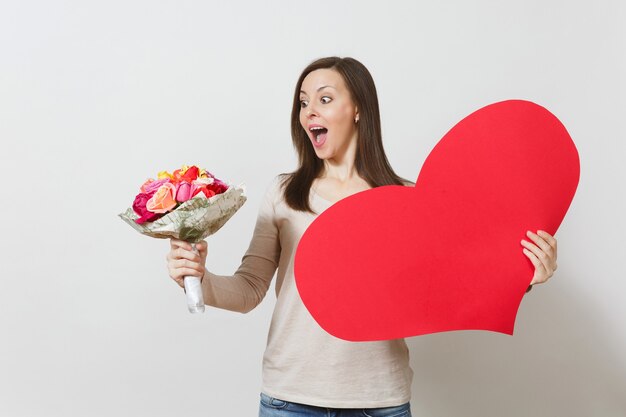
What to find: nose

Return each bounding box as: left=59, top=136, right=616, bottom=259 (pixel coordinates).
left=305, top=102, right=318, bottom=118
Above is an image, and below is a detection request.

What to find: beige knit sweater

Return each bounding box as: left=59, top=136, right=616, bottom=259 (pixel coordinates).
left=201, top=175, right=413, bottom=408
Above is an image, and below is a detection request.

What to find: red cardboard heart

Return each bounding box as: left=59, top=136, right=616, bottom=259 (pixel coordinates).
left=295, top=100, right=579, bottom=341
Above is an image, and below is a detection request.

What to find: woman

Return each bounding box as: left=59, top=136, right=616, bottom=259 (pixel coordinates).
left=166, top=57, right=558, bottom=416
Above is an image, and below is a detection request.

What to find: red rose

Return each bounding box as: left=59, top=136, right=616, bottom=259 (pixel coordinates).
left=192, top=187, right=216, bottom=198
left=180, top=166, right=200, bottom=183
left=133, top=192, right=164, bottom=224
left=208, top=178, right=229, bottom=194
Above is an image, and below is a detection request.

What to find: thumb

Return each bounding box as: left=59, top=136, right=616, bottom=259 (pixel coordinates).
left=196, top=240, right=208, bottom=258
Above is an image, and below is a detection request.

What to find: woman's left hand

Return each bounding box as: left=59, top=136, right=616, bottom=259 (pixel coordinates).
left=521, top=230, right=558, bottom=287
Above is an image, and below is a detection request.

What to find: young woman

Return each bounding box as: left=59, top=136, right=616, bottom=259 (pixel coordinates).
left=166, top=57, right=558, bottom=417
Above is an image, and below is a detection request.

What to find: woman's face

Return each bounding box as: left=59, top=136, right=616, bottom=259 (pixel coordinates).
left=299, top=68, right=359, bottom=160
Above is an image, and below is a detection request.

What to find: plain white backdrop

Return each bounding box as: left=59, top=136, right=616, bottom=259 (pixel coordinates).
left=1, top=1, right=625, bottom=416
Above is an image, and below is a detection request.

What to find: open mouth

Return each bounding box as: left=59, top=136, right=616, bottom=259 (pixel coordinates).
left=309, top=126, right=328, bottom=143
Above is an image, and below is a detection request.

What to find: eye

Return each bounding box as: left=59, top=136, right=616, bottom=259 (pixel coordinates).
left=321, top=96, right=332, bottom=104
left=299, top=99, right=308, bottom=108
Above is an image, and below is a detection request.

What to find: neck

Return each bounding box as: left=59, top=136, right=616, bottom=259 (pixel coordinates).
left=321, top=161, right=359, bottom=183
left=320, top=132, right=359, bottom=183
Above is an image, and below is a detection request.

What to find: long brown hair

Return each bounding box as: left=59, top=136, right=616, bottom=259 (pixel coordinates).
left=280, top=56, right=412, bottom=213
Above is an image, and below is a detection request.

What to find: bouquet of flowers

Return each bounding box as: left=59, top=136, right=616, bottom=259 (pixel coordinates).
left=119, top=165, right=246, bottom=313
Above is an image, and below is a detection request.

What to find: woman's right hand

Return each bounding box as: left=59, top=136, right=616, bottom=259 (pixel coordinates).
left=166, top=239, right=208, bottom=288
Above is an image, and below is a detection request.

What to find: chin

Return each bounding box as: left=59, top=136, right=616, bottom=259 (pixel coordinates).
left=314, top=150, right=331, bottom=160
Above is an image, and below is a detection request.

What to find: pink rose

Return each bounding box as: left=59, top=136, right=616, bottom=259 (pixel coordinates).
left=146, top=183, right=177, bottom=213
left=141, top=178, right=169, bottom=194
left=133, top=192, right=164, bottom=224
left=175, top=181, right=194, bottom=203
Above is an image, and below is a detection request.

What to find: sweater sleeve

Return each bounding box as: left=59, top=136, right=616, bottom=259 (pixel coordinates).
left=200, top=177, right=282, bottom=313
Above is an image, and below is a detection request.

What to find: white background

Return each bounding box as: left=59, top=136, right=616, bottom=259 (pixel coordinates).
left=1, top=1, right=625, bottom=416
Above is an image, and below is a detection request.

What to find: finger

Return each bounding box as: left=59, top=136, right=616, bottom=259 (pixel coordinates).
left=170, top=238, right=183, bottom=249
left=177, top=267, right=204, bottom=278
left=523, top=248, right=548, bottom=285
left=166, top=249, right=193, bottom=263
left=521, top=237, right=553, bottom=270
left=522, top=247, right=543, bottom=269
left=525, top=231, right=554, bottom=258
left=196, top=240, right=208, bottom=254
left=170, top=238, right=193, bottom=251
left=520, top=239, right=542, bottom=259
left=537, top=230, right=558, bottom=269
left=526, top=231, right=557, bottom=273
left=537, top=230, right=557, bottom=251
left=169, top=273, right=185, bottom=288
left=521, top=241, right=553, bottom=278
left=169, top=265, right=204, bottom=283
left=169, top=271, right=184, bottom=287
left=173, top=258, right=205, bottom=273
left=171, top=275, right=187, bottom=288
left=167, top=267, right=186, bottom=287
left=172, top=247, right=201, bottom=262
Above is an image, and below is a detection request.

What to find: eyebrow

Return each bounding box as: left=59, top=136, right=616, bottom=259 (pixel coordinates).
left=300, top=85, right=337, bottom=95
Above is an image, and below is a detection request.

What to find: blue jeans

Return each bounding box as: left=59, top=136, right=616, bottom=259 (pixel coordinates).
left=259, top=393, right=412, bottom=417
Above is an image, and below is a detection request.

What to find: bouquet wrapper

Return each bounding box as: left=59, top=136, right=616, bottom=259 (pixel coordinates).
left=183, top=245, right=204, bottom=313
left=119, top=184, right=247, bottom=313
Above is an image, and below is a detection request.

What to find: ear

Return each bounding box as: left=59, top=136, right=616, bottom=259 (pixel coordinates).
left=354, top=107, right=360, bottom=123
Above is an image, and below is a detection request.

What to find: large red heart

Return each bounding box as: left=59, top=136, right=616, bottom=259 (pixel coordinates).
left=295, top=100, right=579, bottom=341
